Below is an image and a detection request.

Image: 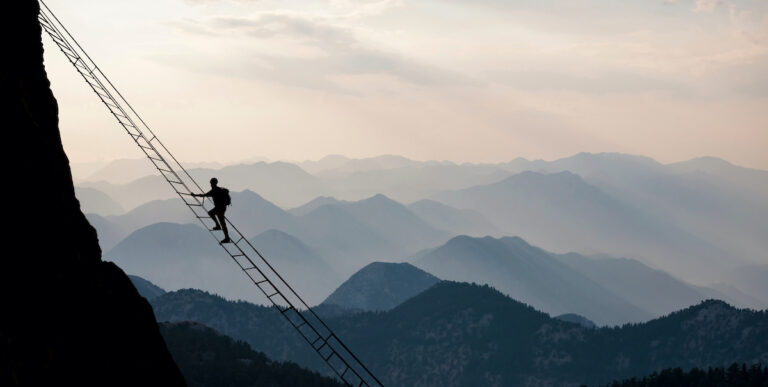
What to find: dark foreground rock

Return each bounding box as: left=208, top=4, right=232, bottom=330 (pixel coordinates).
left=1, top=2, right=185, bottom=385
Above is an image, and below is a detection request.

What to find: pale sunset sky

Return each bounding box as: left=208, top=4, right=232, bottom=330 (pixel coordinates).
left=42, top=0, right=768, bottom=168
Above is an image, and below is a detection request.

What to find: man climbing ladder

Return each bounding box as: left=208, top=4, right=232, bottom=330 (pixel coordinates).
left=193, top=178, right=232, bottom=243
left=37, top=2, right=383, bottom=385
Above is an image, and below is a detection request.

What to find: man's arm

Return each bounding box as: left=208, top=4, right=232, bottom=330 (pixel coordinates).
left=193, top=190, right=213, bottom=197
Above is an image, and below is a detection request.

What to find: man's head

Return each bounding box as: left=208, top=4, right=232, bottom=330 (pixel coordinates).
left=210, top=177, right=218, bottom=187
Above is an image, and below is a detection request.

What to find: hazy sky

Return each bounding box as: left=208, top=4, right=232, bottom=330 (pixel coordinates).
left=43, top=0, right=768, bottom=168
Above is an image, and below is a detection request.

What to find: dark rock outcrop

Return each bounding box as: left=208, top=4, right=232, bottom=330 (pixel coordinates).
left=1, top=2, right=185, bottom=385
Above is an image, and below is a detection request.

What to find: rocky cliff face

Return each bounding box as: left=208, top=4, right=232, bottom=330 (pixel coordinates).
left=1, top=1, right=185, bottom=385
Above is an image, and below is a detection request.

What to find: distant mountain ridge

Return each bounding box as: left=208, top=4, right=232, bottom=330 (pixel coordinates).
left=82, top=152, right=768, bottom=307
left=106, top=223, right=340, bottom=304
left=413, top=235, right=651, bottom=325
left=432, top=170, right=733, bottom=280
left=104, top=190, right=455, bottom=276
left=412, top=235, right=757, bottom=325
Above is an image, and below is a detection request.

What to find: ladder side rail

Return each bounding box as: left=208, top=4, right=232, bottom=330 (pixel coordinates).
left=39, top=2, right=204, bottom=202
left=38, top=2, right=382, bottom=385
left=209, top=230, right=373, bottom=385
left=229, top=229, right=381, bottom=386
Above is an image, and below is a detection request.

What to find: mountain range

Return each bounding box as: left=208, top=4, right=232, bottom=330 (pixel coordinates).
left=413, top=235, right=651, bottom=326
left=151, top=281, right=768, bottom=386
left=412, top=235, right=759, bottom=325
left=77, top=152, right=768, bottom=312
left=100, top=191, right=457, bottom=276
left=106, top=223, right=339, bottom=305
left=431, top=170, right=731, bottom=280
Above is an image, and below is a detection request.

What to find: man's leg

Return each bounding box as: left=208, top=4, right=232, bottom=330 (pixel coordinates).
left=215, top=209, right=231, bottom=243
left=216, top=212, right=229, bottom=238
left=208, top=208, right=222, bottom=230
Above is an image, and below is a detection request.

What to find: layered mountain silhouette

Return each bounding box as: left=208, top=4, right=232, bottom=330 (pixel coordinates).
left=86, top=158, right=221, bottom=185
left=412, top=235, right=755, bottom=324
left=407, top=199, right=500, bottom=237
left=322, top=262, right=440, bottom=311
left=80, top=161, right=326, bottom=211
left=507, top=153, right=768, bottom=280
left=432, top=170, right=731, bottom=280
left=100, top=191, right=454, bottom=276
left=107, top=223, right=339, bottom=304
left=76, top=186, right=125, bottom=216
left=553, top=253, right=759, bottom=314
left=152, top=282, right=768, bottom=386
left=75, top=151, right=767, bottom=294
left=412, top=235, right=651, bottom=325
left=249, top=229, right=342, bottom=302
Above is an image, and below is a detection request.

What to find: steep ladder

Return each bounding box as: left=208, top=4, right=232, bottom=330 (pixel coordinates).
left=37, top=2, right=383, bottom=386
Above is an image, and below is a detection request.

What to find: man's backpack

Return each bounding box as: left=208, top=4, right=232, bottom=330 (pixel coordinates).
left=222, top=188, right=232, bottom=206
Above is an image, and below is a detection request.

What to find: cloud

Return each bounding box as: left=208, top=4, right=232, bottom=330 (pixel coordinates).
left=694, top=0, right=720, bottom=13
left=166, top=14, right=474, bottom=93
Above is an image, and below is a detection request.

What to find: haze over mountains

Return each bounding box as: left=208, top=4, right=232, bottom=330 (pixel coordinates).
left=76, top=152, right=768, bottom=325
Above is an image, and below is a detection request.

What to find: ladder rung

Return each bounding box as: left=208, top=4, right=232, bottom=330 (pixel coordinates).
left=61, top=50, right=79, bottom=62
left=50, top=34, right=69, bottom=48
left=39, top=20, right=55, bottom=30
left=168, top=180, right=183, bottom=185
left=294, top=321, right=306, bottom=330
left=311, top=336, right=323, bottom=347
left=91, top=86, right=109, bottom=96
left=267, top=291, right=279, bottom=298
left=74, top=61, right=91, bottom=72
left=280, top=306, right=294, bottom=314
left=94, top=90, right=111, bottom=100
left=41, top=25, right=61, bottom=38
left=324, top=351, right=335, bottom=362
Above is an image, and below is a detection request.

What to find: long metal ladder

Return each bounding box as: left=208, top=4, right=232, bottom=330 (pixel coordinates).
left=37, top=2, right=382, bottom=386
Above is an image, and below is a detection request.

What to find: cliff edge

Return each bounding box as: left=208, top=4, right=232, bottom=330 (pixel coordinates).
left=1, top=1, right=186, bottom=385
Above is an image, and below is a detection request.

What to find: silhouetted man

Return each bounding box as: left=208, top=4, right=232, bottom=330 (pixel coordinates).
left=192, top=177, right=232, bottom=243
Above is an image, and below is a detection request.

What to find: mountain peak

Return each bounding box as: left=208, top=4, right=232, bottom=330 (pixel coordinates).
left=322, top=262, right=440, bottom=311
left=359, top=193, right=398, bottom=205
left=393, top=281, right=548, bottom=320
